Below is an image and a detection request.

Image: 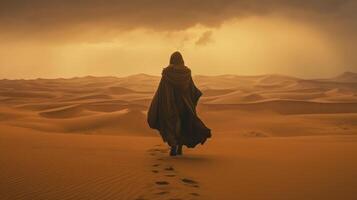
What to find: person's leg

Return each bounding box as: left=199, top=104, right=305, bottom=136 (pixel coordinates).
left=170, top=145, right=177, bottom=156
left=177, top=144, right=183, bottom=155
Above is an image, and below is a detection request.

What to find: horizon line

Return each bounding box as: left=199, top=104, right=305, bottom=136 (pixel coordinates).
left=0, top=71, right=356, bottom=81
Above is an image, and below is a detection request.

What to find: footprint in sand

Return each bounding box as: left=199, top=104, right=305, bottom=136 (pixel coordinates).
left=159, top=149, right=168, bottom=153
left=148, top=145, right=201, bottom=199
left=165, top=166, right=174, bottom=171
left=155, top=181, right=169, bottom=185
left=181, top=178, right=198, bottom=184
left=181, top=178, right=200, bottom=188
left=155, top=191, right=170, bottom=195
left=147, top=148, right=162, bottom=153
left=190, top=192, right=200, bottom=196
left=148, top=146, right=169, bottom=154
left=151, top=164, right=160, bottom=173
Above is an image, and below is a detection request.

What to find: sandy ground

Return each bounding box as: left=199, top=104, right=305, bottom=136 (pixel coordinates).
left=1, top=72, right=357, bottom=200
left=1, top=127, right=357, bottom=200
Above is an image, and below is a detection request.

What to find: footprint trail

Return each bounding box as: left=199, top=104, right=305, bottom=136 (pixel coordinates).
left=144, top=145, right=202, bottom=199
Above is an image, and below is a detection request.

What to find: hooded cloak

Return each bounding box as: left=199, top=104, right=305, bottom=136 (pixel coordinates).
left=147, top=64, right=211, bottom=148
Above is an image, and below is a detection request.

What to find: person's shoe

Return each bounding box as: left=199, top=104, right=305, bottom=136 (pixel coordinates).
left=169, top=146, right=177, bottom=156
left=177, top=145, right=183, bottom=155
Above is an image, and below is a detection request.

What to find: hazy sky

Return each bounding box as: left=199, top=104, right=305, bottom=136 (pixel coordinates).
left=0, top=0, right=356, bottom=79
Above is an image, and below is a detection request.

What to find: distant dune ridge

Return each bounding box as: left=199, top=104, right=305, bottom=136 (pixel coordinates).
left=0, top=72, right=357, bottom=136
left=1, top=72, right=357, bottom=200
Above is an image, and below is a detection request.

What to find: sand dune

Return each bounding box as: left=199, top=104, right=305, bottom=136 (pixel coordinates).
left=1, top=72, right=357, bottom=137
left=203, top=100, right=357, bottom=115
left=200, top=88, right=236, bottom=97
left=1, top=72, right=357, bottom=200
left=39, top=105, right=94, bottom=119
left=331, top=71, right=357, bottom=83
left=56, top=108, right=154, bottom=135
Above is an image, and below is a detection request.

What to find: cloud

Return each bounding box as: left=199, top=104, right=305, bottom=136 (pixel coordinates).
left=195, top=31, right=213, bottom=46
left=0, top=0, right=355, bottom=36
left=0, top=0, right=356, bottom=78
left=0, top=0, right=356, bottom=67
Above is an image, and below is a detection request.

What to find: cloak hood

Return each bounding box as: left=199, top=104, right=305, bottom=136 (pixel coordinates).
left=170, top=51, right=185, bottom=65
left=162, top=65, right=192, bottom=90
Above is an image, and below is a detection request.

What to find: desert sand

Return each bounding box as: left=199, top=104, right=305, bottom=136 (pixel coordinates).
left=1, top=72, right=357, bottom=200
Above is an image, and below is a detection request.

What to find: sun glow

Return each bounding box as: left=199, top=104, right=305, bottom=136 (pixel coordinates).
left=0, top=17, right=344, bottom=79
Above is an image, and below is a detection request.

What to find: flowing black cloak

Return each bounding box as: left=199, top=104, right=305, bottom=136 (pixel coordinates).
left=147, top=65, right=211, bottom=148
